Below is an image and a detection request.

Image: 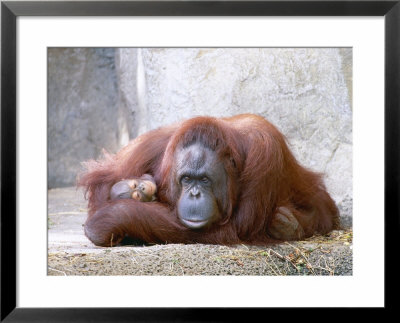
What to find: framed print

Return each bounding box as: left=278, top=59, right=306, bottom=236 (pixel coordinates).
left=1, top=0, right=399, bottom=321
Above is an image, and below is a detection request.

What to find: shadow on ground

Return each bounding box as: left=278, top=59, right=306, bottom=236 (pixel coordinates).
left=48, top=187, right=353, bottom=276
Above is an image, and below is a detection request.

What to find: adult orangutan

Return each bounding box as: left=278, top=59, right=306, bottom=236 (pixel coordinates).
left=78, top=114, right=339, bottom=247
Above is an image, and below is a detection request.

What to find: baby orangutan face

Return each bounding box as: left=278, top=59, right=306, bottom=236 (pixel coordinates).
left=110, top=174, right=157, bottom=202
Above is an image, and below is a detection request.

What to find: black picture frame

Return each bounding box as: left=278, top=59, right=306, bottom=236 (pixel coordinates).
left=1, top=1, right=398, bottom=321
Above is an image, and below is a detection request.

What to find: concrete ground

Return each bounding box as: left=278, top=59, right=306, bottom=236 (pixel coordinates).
left=48, top=187, right=353, bottom=276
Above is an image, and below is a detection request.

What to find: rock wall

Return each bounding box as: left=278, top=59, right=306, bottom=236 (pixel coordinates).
left=48, top=48, right=121, bottom=187
left=48, top=47, right=352, bottom=225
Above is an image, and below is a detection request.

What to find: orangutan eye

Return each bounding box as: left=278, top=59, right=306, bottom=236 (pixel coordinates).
left=128, top=180, right=138, bottom=189
left=181, top=176, right=191, bottom=184
left=201, top=177, right=209, bottom=183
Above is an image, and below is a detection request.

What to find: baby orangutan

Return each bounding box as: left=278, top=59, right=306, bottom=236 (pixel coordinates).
left=110, top=174, right=157, bottom=202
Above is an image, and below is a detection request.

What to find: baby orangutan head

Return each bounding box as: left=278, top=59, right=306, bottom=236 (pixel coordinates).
left=110, top=174, right=157, bottom=202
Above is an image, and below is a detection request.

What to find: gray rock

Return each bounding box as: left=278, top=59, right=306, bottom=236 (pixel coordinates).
left=114, top=48, right=139, bottom=144
left=48, top=48, right=121, bottom=188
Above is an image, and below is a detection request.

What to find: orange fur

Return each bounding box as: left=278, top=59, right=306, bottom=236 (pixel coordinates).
left=78, top=114, right=339, bottom=246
